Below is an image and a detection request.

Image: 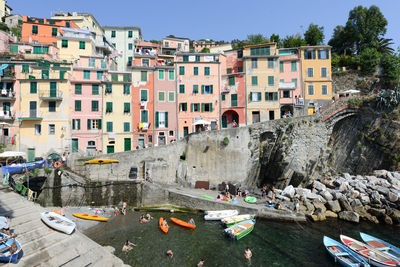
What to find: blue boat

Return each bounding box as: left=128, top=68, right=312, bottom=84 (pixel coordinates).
left=360, top=232, right=400, bottom=262
left=1, top=160, right=45, bottom=175
left=0, top=233, right=22, bottom=263
left=323, top=236, right=370, bottom=267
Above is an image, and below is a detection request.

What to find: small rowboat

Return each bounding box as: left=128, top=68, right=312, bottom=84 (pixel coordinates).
left=170, top=217, right=196, bottom=229
left=72, top=213, right=109, bottom=222
left=225, top=220, right=255, bottom=240
left=244, top=196, right=257, bottom=203
left=360, top=233, right=400, bottom=262
left=221, top=214, right=256, bottom=227
left=0, top=233, right=22, bottom=263
left=340, top=235, right=400, bottom=267
left=84, top=159, right=120, bottom=164
left=41, top=212, right=76, bottom=234
left=323, top=236, right=370, bottom=267
left=159, top=217, right=169, bottom=234
left=204, top=210, right=238, bottom=220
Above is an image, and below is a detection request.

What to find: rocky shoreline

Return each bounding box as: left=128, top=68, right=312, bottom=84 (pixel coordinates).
left=275, top=170, right=400, bottom=224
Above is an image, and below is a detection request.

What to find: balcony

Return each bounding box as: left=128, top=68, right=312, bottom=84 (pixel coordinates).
left=18, top=111, right=43, bottom=121
left=0, top=110, right=15, bottom=121
left=0, top=90, right=15, bottom=101
left=279, top=82, right=296, bottom=90
left=1, top=69, right=15, bottom=80
left=39, top=90, right=63, bottom=101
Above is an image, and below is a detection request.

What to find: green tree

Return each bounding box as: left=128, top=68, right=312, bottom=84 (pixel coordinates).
left=200, top=47, right=210, bottom=53
left=247, top=34, right=269, bottom=45
left=355, top=47, right=380, bottom=74
left=270, top=34, right=281, bottom=47
left=304, top=23, right=324, bottom=46
left=380, top=53, right=400, bottom=87
left=329, top=25, right=353, bottom=55
left=376, top=37, right=395, bottom=55
left=282, top=34, right=306, bottom=48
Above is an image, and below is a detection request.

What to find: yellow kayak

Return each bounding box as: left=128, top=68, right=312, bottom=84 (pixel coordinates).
left=84, top=159, right=119, bottom=164
left=72, top=213, right=109, bottom=222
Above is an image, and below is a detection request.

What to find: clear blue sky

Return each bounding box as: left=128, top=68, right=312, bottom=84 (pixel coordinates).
left=9, top=0, right=400, bottom=47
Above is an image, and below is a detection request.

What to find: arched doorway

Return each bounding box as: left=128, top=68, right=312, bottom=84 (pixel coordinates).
left=280, top=105, right=294, bottom=118
left=221, top=110, right=239, bottom=128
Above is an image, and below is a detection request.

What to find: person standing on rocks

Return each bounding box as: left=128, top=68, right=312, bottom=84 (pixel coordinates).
left=262, top=185, right=267, bottom=199
left=271, top=186, right=276, bottom=201
left=295, top=198, right=300, bottom=213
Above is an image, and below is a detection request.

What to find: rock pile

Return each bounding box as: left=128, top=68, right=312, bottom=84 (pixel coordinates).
left=278, top=170, right=400, bottom=224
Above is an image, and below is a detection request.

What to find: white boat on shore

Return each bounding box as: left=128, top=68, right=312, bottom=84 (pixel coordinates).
left=40, top=211, right=76, bottom=235
left=221, top=214, right=256, bottom=226
left=204, top=210, right=238, bottom=220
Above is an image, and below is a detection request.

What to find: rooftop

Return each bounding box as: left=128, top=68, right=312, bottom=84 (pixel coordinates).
left=163, top=36, right=190, bottom=41
left=243, top=42, right=277, bottom=49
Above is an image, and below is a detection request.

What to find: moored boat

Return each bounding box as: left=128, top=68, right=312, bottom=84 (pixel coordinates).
left=84, top=159, right=119, bottom=164
left=41, top=211, right=76, bottom=234
left=204, top=210, right=238, bottom=220
left=221, top=214, right=256, bottom=227
left=170, top=217, right=196, bottom=229
left=360, top=233, right=400, bottom=262
left=72, top=213, right=109, bottom=222
left=224, top=219, right=255, bottom=240
left=323, top=236, right=370, bottom=267
left=159, top=217, right=169, bottom=234
left=0, top=233, right=21, bottom=263
left=340, top=235, right=399, bottom=267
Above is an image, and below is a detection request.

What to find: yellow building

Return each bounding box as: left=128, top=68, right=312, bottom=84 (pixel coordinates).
left=299, top=46, right=333, bottom=115
left=17, top=61, right=71, bottom=160
left=102, top=71, right=134, bottom=153
left=243, top=43, right=280, bottom=123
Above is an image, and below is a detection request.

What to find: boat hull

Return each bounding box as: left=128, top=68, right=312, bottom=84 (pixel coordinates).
left=0, top=233, right=22, bottom=263
left=41, top=212, right=75, bottom=234
left=72, top=213, right=109, bottom=222
left=221, top=214, right=256, bottom=227
left=360, top=232, right=400, bottom=262
left=204, top=210, right=238, bottom=220
left=323, top=236, right=370, bottom=267
left=225, top=220, right=255, bottom=240
left=159, top=217, right=169, bottom=234
left=84, top=159, right=119, bottom=164
left=170, top=217, right=196, bottom=229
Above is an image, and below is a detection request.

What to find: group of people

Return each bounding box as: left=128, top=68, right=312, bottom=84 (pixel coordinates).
left=115, top=202, right=128, bottom=216
left=139, top=213, right=153, bottom=223
left=262, top=185, right=276, bottom=201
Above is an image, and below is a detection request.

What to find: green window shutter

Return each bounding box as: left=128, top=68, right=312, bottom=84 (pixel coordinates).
left=222, top=94, right=225, bottom=101
left=128, top=43, right=133, bottom=50
left=280, top=62, right=284, bottom=72
left=265, top=92, right=268, bottom=101
left=258, top=92, right=261, bottom=100
left=89, top=59, right=95, bottom=67
left=42, top=70, right=49, bottom=79
left=193, top=85, right=198, bottom=94
left=201, top=85, right=204, bottom=94
left=75, top=84, right=82, bottom=94
left=128, top=31, right=133, bottom=38
left=210, top=85, right=213, bottom=94
left=141, top=71, right=147, bottom=82
left=140, top=90, right=148, bottom=101
left=169, top=70, right=174, bottom=80
left=273, top=92, right=278, bottom=100
left=101, top=60, right=107, bottom=69
left=32, top=25, right=38, bottom=34
left=209, top=103, right=213, bottom=112
left=155, top=112, right=159, bottom=128
left=87, top=119, right=91, bottom=130
left=268, top=76, right=274, bottom=86
left=179, top=84, right=185, bottom=94
left=10, top=45, right=18, bottom=53
left=291, top=61, right=297, bottom=71
left=183, top=56, right=189, bottom=62
left=84, top=70, right=90, bottom=79
left=201, top=103, right=204, bottom=112
left=292, top=78, right=297, bottom=88
left=252, top=76, right=257, bottom=86
left=50, top=82, right=57, bottom=97
left=106, top=122, right=113, bottom=132
left=98, top=119, right=102, bottom=129
left=92, top=101, right=99, bottom=111
left=124, top=122, right=130, bottom=132
left=191, top=103, right=194, bottom=112
left=72, top=119, right=76, bottom=130
left=75, top=100, right=81, bottom=111
left=179, top=66, right=185, bottom=75
left=229, top=76, right=235, bottom=85
left=124, top=103, right=130, bottom=113
left=106, top=102, right=113, bottom=113
left=204, top=67, right=210, bottom=75
left=97, top=71, right=103, bottom=80
left=111, top=30, right=116, bottom=37
left=194, top=67, right=198, bottom=76
left=231, top=94, right=237, bottom=107
left=79, top=41, right=85, bottom=49
left=165, top=112, right=168, bottom=127
left=124, top=84, right=130, bottom=94
left=61, top=40, right=68, bottom=48
left=59, top=70, right=66, bottom=79
left=105, top=84, right=112, bottom=94
left=141, top=110, right=148, bottom=122
left=158, top=69, right=164, bottom=80
left=92, top=85, right=99, bottom=95
left=77, top=119, right=81, bottom=130
left=30, top=82, right=37, bottom=93
left=49, top=102, right=56, bottom=113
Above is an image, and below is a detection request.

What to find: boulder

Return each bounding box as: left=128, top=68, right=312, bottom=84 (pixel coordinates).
left=313, top=200, right=327, bottom=213
left=295, top=188, right=311, bottom=199
left=306, top=192, right=320, bottom=200
left=331, top=191, right=343, bottom=201
left=359, top=194, right=370, bottom=205
left=370, top=191, right=382, bottom=205
left=326, top=200, right=341, bottom=213
left=387, top=192, right=399, bottom=203
left=302, top=200, right=315, bottom=215
left=320, top=190, right=333, bottom=201
left=313, top=181, right=326, bottom=191
left=276, top=195, right=291, bottom=202
left=385, top=172, right=398, bottom=186
left=343, top=173, right=352, bottom=180
left=373, top=170, right=388, bottom=178
left=383, top=215, right=393, bottom=225
left=338, top=182, right=349, bottom=192
left=325, top=211, right=338, bottom=218
left=393, top=172, right=400, bottom=180
left=368, top=208, right=386, bottom=218
left=364, top=213, right=379, bottom=224
left=333, top=177, right=345, bottom=187
left=386, top=208, right=400, bottom=224
left=365, top=176, right=380, bottom=186
left=282, top=185, right=295, bottom=199
left=347, top=189, right=360, bottom=200
left=378, top=179, right=391, bottom=188
left=339, top=197, right=353, bottom=211
left=308, top=208, right=326, bottom=222
left=339, top=211, right=360, bottom=223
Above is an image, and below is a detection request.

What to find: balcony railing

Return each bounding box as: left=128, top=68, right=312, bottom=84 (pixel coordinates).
left=0, top=110, right=15, bottom=121
left=0, top=90, right=15, bottom=100
left=39, top=90, right=63, bottom=100
left=19, top=111, right=43, bottom=120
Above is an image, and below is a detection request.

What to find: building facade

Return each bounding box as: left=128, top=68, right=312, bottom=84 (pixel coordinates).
left=161, top=37, right=189, bottom=56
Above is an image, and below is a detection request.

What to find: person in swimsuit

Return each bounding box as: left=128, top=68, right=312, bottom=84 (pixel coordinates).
left=262, top=185, right=267, bottom=199
left=122, top=240, right=136, bottom=252
left=244, top=247, right=252, bottom=260
left=295, top=198, right=300, bottom=213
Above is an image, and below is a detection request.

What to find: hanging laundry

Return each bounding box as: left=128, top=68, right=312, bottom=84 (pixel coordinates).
left=0, top=64, right=9, bottom=76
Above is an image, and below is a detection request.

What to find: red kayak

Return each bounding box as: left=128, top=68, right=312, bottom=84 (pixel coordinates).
left=159, top=217, right=169, bottom=234
left=170, top=217, right=196, bottom=229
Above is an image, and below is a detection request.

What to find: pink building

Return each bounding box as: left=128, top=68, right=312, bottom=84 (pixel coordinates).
left=175, top=52, right=225, bottom=138
left=221, top=49, right=246, bottom=128
left=161, top=37, right=189, bottom=55
left=154, top=66, right=177, bottom=145
left=278, top=48, right=303, bottom=117
left=70, top=56, right=108, bottom=154
left=0, top=30, right=15, bottom=53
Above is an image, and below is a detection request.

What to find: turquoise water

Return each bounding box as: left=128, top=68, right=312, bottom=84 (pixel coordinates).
left=87, top=211, right=400, bottom=266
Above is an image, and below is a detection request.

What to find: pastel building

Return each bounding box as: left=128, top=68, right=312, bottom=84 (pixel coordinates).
left=278, top=48, right=303, bottom=117
left=103, top=71, right=133, bottom=153
left=0, top=0, right=12, bottom=20
left=299, top=46, right=333, bottom=115
left=161, top=37, right=190, bottom=56
left=243, top=43, right=280, bottom=123
left=154, top=65, right=177, bottom=145
left=193, top=40, right=216, bottom=52
left=175, top=52, right=224, bottom=138
left=103, top=26, right=142, bottom=71
left=221, top=49, right=246, bottom=128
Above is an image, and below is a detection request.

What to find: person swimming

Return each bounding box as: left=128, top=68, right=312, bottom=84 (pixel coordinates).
left=166, top=249, right=173, bottom=258
left=188, top=217, right=195, bottom=225
left=122, top=240, right=136, bottom=252
left=244, top=247, right=252, bottom=260
left=140, top=215, right=149, bottom=224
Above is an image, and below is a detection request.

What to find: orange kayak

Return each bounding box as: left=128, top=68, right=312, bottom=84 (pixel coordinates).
left=159, top=217, right=169, bottom=234
left=170, top=217, right=196, bottom=229
left=72, top=213, right=109, bottom=222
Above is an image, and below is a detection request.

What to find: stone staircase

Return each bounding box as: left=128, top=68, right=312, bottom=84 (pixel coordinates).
left=0, top=184, right=129, bottom=267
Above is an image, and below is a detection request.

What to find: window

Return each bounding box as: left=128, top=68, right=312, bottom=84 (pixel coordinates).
left=179, top=66, right=185, bottom=75
left=193, top=67, right=198, bottom=76
left=156, top=111, right=168, bottom=128
left=268, top=76, right=274, bottom=86
left=88, top=140, right=95, bottom=146
left=111, top=74, right=118, bottom=81
left=168, top=70, right=174, bottom=80
left=155, top=70, right=164, bottom=81
left=204, top=67, right=210, bottom=76
left=141, top=71, right=147, bottom=82
left=49, top=101, right=56, bottom=112
left=231, top=94, right=238, bottom=107
left=280, top=62, right=284, bottom=72
left=169, top=131, right=174, bottom=136
left=280, top=79, right=284, bottom=83
left=322, top=85, right=328, bottom=95
left=89, top=58, right=95, bottom=67
left=196, top=56, right=200, bottom=62
left=178, top=43, right=182, bottom=50
left=128, top=43, right=133, bottom=50
left=227, top=68, right=232, bottom=74
left=32, top=25, right=38, bottom=34
left=10, top=45, right=18, bottom=53
left=202, top=103, right=213, bottom=112
left=304, top=50, right=316, bottom=60
left=193, top=85, right=199, bottom=94
left=101, top=60, right=107, bottom=69
left=52, top=28, right=57, bottom=37
left=42, top=69, right=49, bottom=79
left=34, top=124, right=41, bottom=135
left=238, top=66, right=243, bottom=72
left=237, top=50, right=243, bottom=58
left=318, top=50, right=329, bottom=59
left=164, top=41, right=169, bottom=47
left=124, top=102, right=130, bottom=113
left=79, top=41, right=85, bottom=49
left=111, top=30, right=116, bottom=37
left=124, top=122, right=130, bottom=132
left=140, top=110, right=148, bottom=122
left=65, top=22, right=70, bottom=28
left=222, top=94, right=225, bottom=101
left=168, top=92, right=175, bottom=102
left=123, top=84, right=130, bottom=94
left=30, top=82, right=37, bottom=94
left=140, top=90, right=148, bottom=101
left=251, top=76, right=258, bottom=86
left=250, top=46, right=270, bottom=56
left=128, top=56, right=132, bottom=63
left=251, top=58, right=258, bottom=69
left=158, top=91, right=165, bottom=101
left=179, top=103, right=187, bottom=112
left=307, top=68, right=314, bottom=78
left=49, top=124, right=55, bottom=135
left=87, top=119, right=101, bottom=130
left=292, top=78, right=298, bottom=88
left=92, top=85, right=99, bottom=95
left=106, top=122, right=113, bottom=132
left=84, top=70, right=90, bottom=79
left=22, top=65, right=29, bottom=73
left=291, top=60, right=297, bottom=71
left=321, top=67, right=327, bottom=78
left=105, top=84, right=112, bottom=94
left=60, top=70, right=66, bottom=79
left=179, top=84, right=185, bottom=94
left=33, top=46, right=49, bottom=54
left=268, top=58, right=274, bottom=68
left=72, top=119, right=81, bottom=130
left=308, top=85, right=314, bottom=95
left=191, top=103, right=200, bottom=112
left=202, top=85, right=213, bottom=94
left=283, top=91, right=290, bottom=98
left=250, top=92, right=262, bottom=102
left=75, top=100, right=81, bottom=111
left=73, top=84, right=81, bottom=95
left=112, top=43, right=116, bottom=48
left=61, top=40, right=68, bottom=48
left=92, top=101, right=99, bottom=112
left=97, top=71, right=103, bottom=80
left=142, top=58, right=150, bottom=67
left=105, top=102, right=113, bottom=113
left=229, top=76, right=235, bottom=86
left=265, top=92, right=278, bottom=101
left=128, top=31, right=133, bottom=38
left=183, top=56, right=189, bottom=62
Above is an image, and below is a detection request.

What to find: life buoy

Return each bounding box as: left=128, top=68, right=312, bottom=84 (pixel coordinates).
left=54, top=161, right=62, bottom=168
left=11, top=136, right=15, bottom=145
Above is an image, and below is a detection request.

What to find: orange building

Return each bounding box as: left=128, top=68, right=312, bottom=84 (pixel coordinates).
left=21, top=16, right=79, bottom=45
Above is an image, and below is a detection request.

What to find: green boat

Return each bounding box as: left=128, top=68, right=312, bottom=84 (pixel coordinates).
left=244, top=196, right=257, bottom=203
left=224, top=220, right=255, bottom=240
